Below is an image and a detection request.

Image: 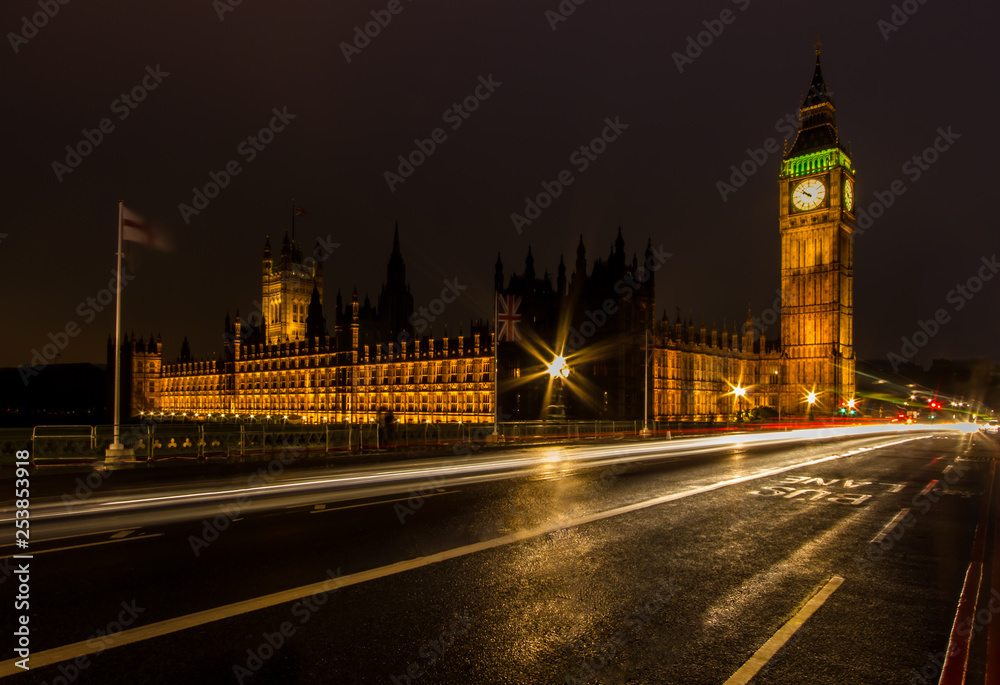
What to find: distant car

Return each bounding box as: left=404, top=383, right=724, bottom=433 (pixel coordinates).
left=983, top=420, right=999, bottom=434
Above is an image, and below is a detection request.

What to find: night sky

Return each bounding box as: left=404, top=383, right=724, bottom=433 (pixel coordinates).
left=3, top=0, right=997, bottom=370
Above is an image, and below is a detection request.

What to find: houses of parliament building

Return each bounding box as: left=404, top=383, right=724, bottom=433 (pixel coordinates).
left=117, top=50, right=856, bottom=425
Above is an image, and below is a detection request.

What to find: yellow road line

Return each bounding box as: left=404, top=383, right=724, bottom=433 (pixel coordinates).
left=723, top=575, right=845, bottom=685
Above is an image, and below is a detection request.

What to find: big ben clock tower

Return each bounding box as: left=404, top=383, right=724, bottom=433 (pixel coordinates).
left=778, top=45, right=856, bottom=416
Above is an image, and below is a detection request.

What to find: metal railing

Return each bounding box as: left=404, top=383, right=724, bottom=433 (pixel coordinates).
left=0, top=417, right=895, bottom=468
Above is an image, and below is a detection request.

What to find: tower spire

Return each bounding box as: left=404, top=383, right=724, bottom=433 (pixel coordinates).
left=802, top=48, right=832, bottom=109
left=785, top=46, right=840, bottom=160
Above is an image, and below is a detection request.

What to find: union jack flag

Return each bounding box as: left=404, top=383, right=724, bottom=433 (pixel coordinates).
left=497, top=294, right=522, bottom=342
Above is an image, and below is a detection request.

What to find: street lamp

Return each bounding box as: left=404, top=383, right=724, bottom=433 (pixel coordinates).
left=546, top=355, right=570, bottom=380
left=546, top=355, right=570, bottom=421
left=807, top=391, right=817, bottom=421
left=734, top=385, right=747, bottom=421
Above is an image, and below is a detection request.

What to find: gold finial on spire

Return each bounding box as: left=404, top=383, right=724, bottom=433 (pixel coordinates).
left=815, top=37, right=823, bottom=56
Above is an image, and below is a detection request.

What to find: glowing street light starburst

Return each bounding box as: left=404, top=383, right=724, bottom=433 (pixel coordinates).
left=546, top=355, right=570, bottom=379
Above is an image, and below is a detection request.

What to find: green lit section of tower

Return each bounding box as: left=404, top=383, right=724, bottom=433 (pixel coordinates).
left=781, top=148, right=855, bottom=179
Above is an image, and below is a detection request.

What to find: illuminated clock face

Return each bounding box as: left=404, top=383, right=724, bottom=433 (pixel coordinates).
left=792, top=178, right=827, bottom=211
left=844, top=178, right=854, bottom=212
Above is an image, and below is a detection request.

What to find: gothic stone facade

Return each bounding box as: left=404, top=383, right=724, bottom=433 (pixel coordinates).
left=121, top=50, right=854, bottom=425
left=125, top=230, right=494, bottom=425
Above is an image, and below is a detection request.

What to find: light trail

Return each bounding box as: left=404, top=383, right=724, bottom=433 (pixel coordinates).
left=0, top=424, right=969, bottom=537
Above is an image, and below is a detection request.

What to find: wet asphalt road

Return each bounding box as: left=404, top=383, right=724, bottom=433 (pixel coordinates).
left=2, top=430, right=998, bottom=685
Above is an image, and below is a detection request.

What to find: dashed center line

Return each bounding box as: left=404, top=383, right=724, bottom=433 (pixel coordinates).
left=0, top=534, right=163, bottom=561
left=870, top=509, right=911, bottom=544
left=0, top=527, right=140, bottom=550
left=310, top=490, right=459, bottom=514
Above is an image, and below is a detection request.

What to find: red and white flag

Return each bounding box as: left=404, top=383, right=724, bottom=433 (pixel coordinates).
left=123, top=205, right=172, bottom=251
left=497, top=294, right=522, bottom=342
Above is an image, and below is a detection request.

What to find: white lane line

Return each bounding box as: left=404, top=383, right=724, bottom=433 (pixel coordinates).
left=0, top=438, right=917, bottom=677
left=723, top=576, right=845, bottom=685
left=309, top=490, right=459, bottom=514
left=110, top=529, right=136, bottom=539
left=0, top=534, right=163, bottom=561
left=870, top=509, right=910, bottom=544
left=919, top=480, right=939, bottom=497
left=0, top=528, right=139, bottom=550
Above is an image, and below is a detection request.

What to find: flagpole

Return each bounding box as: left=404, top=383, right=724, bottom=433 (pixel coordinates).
left=492, top=292, right=498, bottom=437
left=291, top=197, right=295, bottom=242
left=643, top=326, right=649, bottom=435
left=114, top=200, right=123, bottom=449
left=106, top=200, right=133, bottom=460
